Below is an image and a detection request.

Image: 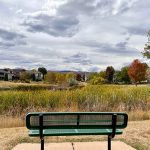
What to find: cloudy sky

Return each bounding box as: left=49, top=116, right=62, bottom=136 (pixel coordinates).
left=0, top=0, right=150, bottom=72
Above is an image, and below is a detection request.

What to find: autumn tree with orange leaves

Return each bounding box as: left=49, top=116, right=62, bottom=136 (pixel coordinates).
left=128, top=59, right=148, bottom=86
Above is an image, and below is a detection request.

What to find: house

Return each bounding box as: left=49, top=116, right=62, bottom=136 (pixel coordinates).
left=0, top=69, right=13, bottom=81
left=0, top=68, right=43, bottom=81
left=25, top=70, right=43, bottom=81
left=0, top=69, right=6, bottom=80
left=12, top=68, right=26, bottom=80
left=31, top=71, right=43, bottom=81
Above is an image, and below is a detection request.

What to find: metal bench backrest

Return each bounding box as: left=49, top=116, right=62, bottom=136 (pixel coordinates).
left=26, top=112, right=128, bottom=130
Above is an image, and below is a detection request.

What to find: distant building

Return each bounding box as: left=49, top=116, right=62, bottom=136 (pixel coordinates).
left=0, top=69, right=13, bottom=81
left=25, top=70, right=43, bottom=81
left=12, top=68, right=26, bottom=80
left=33, top=71, right=43, bottom=81
left=34, top=71, right=43, bottom=81
left=0, top=68, right=90, bottom=82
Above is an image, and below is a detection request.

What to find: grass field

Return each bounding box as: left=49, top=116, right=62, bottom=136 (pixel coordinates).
left=0, top=83, right=150, bottom=128
left=0, top=82, right=150, bottom=149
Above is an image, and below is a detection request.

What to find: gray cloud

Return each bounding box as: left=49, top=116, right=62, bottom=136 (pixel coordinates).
left=0, top=41, right=15, bottom=48
left=88, top=66, right=100, bottom=72
left=116, top=42, right=127, bottom=48
left=75, top=39, right=138, bottom=56
left=63, top=53, right=91, bottom=65
left=97, top=42, right=139, bottom=56
left=0, top=28, right=26, bottom=48
left=58, top=0, right=137, bottom=17
left=21, top=0, right=138, bottom=37
left=0, top=0, right=149, bottom=71
left=22, top=14, right=79, bottom=37
left=125, top=26, right=148, bottom=36
left=0, top=51, right=29, bottom=63
left=0, top=28, right=25, bottom=40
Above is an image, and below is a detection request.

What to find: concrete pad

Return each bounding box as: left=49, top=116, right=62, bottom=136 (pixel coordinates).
left=12, top=143, right=73, bottom=150
left=74, top=142, right=136, bottom=150
left=12, top=141, right=136, bottom=150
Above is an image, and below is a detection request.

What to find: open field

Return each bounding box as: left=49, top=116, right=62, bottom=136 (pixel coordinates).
left=0, top=81, right=55, bottom=91
left=0, top=81, right=47, bottom=88
left=0, top=84, right=150, bottom=128
left=1, top=84, right=150, bottom=115
left=0, top=82, right=150, bottom=149
left=0, top=120, right=150, bottom=150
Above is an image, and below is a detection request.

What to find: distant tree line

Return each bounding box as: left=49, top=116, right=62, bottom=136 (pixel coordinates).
left=88, top=29, right=150, bottom=86
left=18, top=58, right=150, bottom=86
left=20, top=67, right=82, bottom=86
left=44, top=72, right=78, bottom=86
left=88, top=59, right=149, bottom=86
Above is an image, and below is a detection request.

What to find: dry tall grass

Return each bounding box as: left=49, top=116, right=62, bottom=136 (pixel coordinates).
left=0, top=84, right=150, bottom=128
left=0, top=116, right=24, bottom=128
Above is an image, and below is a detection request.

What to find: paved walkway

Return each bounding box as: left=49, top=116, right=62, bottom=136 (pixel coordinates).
left=13, top=141, right=136, bottom=150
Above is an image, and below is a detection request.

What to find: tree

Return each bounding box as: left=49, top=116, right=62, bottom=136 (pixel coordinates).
left=89, top=76, right=105, bottom=85
left=114, top=71, right=122, bottom=83
left=38, top=67, right=47, bottom=79
left=128, top=59, right=148, bottom=86
left=99, top=71, right=106, bottom=79
left=56, top=73, right=66, bottom=84
left=65, top=72, right=75, bottom=79
left=114, top=67, right=130, bottom=84
left=105, top=66, right=115, bottom=83
left=120, top=67, right=130, bottom=83
left=146, top=68, right=150, bottom=83
left=142, top=30, right=150, bottom=58
left=76, top=73, right=82, bottom=81
left=44, top=72, right=56, bottom=84
left=20, top=72, right=32, bottom=82
left=87, top=72, right=99, bottom=81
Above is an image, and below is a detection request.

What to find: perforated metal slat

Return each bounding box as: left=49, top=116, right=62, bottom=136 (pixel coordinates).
left=29, top=128, right=123, bottom=136
left=27, top=112, right=127, bottom=129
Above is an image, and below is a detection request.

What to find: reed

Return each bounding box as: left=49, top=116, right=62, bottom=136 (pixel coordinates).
left=0, top=84, right=150, bottom=128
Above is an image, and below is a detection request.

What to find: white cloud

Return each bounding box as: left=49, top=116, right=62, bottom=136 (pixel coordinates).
left=112, top=0, right=138, bottom=15
left=42, top=0, right=68, bottom=16
left=0, top=0, right=149, bottom=71
left=16, top=9, right=22, bottom=14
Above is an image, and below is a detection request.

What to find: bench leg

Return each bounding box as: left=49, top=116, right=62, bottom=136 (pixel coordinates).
left=108, top=136, right=111, bottom=150
left=41, top=138, right=44, bottom=150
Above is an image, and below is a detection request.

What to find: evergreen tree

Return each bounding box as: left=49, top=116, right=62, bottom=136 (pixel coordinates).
left=105, top=66, right=115, bottom=83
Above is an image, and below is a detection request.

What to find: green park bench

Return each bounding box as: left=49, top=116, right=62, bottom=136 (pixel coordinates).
left=26, top=112, right=128, bottom=150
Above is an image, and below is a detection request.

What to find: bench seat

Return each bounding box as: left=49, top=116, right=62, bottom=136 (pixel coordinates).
left=29, top=128, right=123, bottom=136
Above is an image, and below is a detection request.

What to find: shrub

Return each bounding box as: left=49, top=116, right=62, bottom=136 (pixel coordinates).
left=20, top=72, right=32, bottom=82
left=68, top=78, right=78, bottom=86
left=89, top=76, right=105, bottom=85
